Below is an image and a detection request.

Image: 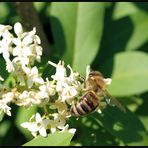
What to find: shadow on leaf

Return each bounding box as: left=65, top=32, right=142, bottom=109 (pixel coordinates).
left=93, top=107, right=148, bottom=145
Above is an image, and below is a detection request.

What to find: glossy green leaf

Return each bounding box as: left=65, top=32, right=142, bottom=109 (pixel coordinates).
left=93, top=107, right=148, bottom=146
left=113, top=2, right=139, bottom=20
left=23, top=132, right=74, bottom=146
left=101, top=52, right=148, bottom=96
left=50, top=2, right=105, bottom=74
left=113, top=4, right=148, bottom=51
left=125, top=11, right=148, bottom=51
left=94, top=6, right=148, bottom=66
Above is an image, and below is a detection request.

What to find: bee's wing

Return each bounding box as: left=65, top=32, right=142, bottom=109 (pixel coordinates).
left=103, top=90, right=126, bottom=113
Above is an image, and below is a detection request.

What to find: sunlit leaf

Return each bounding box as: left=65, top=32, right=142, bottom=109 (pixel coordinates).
left=113, top=2, right=139, bottom=20
left=100, top=51, right=148, bottom=96
left=50, top=2, right=105, bottom=74
left=113, top=4, right=148, bottom=51
left=126, top=11, right=148, bottom=51
left=23, top=132, right=74, bottom=146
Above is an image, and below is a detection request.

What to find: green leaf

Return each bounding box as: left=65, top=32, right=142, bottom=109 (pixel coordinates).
left=0, top=120, right=11, bottom=145
left=113, top=4, right=148, bottom=51
left=0, top=112, right=4, bottom=122
left=69, top=116, right=119, bottom=146
left=135, top=92, right=148, bottom=133
left=50, top=2, right=105, bottom=74
left=94, top=6, right=148, bottom=66
left=15, top=106, right=37, bottom=140
left=93, top=107, right=148, bottom=146
left=113, top=2, right=140, bottom=20
left=23, top=132, right=74, bottom=146
left=0, top=57, right=9, bottom=80
left=124, top=96, right=143, bottom=112
left=0, top=2, right=9, bottom=22
left=101, top=51, right=148, bottom=96
left=125, top=11, right=148, bottom=51
left=0, top=120, right=11, bottom=137
left=33, top=2, right=46, bottom=12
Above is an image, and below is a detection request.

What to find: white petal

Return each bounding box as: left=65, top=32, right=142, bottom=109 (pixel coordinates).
left=23, top=36, right=33, bottom=46
left=29, top=27, right=36, bottom=36
left=12, top=38, right=21, bottom=46
left=39, top=127, right=47, bottom=137
left=0, top=76, right=4, bottom=81
left=104, top=78, right=112, bottom=85
left=68, top=128, right=76, bottom=134
left=35, top=113, right=42, bottom=122
left=34, top=77, right=44, bottom=84
left=13, top=46, right=21, bottom=56
left=28, top=123, right=39, bottom=132
left=43, top=119, right=50, bottom=127
left=27, top=79, right=34, bottom=88
left=6, top=109, right=11, bottom=116
left=97, top=109, right=102, bottom=114
left=51, top=127, right=56, bottom=133
left=35, top=35, right=41, bottom=44
left=21, top=122, right=29, bottom=128
left=86, top=65, right=91, bottom=80
left=48, top=61, right=57, bottom=68
left=14, top=22, right=23, bottom=37
left=31, top=66, right=38, bottom=75
left=31, top=131, right=38, bottom=137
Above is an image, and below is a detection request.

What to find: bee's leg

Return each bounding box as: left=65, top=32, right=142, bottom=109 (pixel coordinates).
left=95, top=102, right=107, bottom=114
left=99, top=101, right=107, bottom=110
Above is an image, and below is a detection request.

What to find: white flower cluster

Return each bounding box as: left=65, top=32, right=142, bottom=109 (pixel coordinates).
left=21, top=60, right=84, bottom=137
left=0, top=22, right=80, bottom=137
left=0, top=22, right=112, bottom=138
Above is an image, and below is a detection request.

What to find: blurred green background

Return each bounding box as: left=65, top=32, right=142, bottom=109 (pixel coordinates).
left=0, top=2, right=148, bottom=146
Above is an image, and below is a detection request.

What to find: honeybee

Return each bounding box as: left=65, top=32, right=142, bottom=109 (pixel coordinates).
left=70, top=71, right=126, bottom=117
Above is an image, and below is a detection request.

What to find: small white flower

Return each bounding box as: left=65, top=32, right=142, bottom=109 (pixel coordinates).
left=48, top=119, right=58, bottom=133
left=59, top=124, right=76, bottom=134
left=21, top=113, right=49, bottom=137
left=0, top=100, right=11, bottom=116
left=48, top=60, right=66, bottom=81
left=1, top=91, right=15, bottom=103
left=38, top=80, right=56, bottom=99
left=0, top=24, right=12, bottom=37
left=48, top=60, right=82, bottom=102
left=24, top=66, right=44, bottom=88
left=16, top=90, right=42, bottom=107
left=50, top=100, right=68, bottom=113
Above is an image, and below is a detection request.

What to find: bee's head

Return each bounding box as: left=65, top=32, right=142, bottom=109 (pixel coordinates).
left=89, top=71, right=104, bottom=78
left=88, top=71, right=106, bottom=91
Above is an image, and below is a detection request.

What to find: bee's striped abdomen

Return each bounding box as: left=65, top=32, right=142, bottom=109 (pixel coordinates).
left=70, top=91, right=99, bottom=117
